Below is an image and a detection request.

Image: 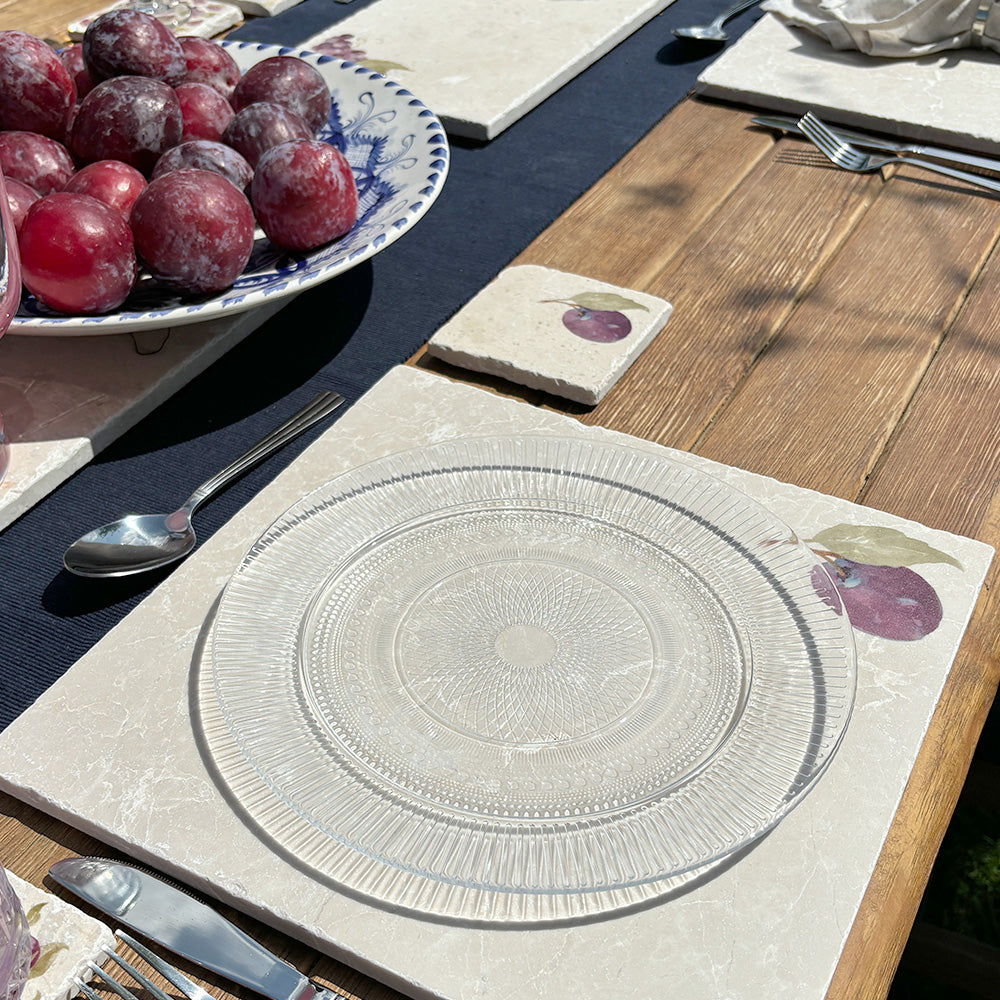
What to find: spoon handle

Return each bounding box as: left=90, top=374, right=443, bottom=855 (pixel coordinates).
left=714, top=0, right=762, bottom=26
left=183, top=391, right=345, bottom=515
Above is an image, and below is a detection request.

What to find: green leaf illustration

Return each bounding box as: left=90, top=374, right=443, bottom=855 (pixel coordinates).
left=28, top=943, right=67, bottom=979
left=808, top=524, right=963, bottom=570
left=25, top=902, right=46, bottom=926
left=360, top=59, right=411, bottom=75
left=566, top=291, right=649, bottom=313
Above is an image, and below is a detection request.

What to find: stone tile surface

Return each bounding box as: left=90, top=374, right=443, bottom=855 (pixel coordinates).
left=0, top=299, right=288, bottom=533
left=303, top=0, right=676, bottom=140
left=68, top=0, right=244, bottom=39
left=0, top=365, right=992, bottom=1000
left=427, top=264, right=671, bottom=404
left=697, top=13, right=1000, bottom=155
left=6, top=871, right=115, bottom=1000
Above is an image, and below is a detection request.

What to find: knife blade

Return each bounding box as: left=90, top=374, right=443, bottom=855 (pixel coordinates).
left=750, top=113, right=1000, bottom=175
left=49, top=857, right=329, bottom=1000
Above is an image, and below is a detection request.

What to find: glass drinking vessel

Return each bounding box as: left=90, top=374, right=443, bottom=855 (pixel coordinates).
left=0, top=867, right=31, bottom=1000
left=0, top=165, right=20, bottom=484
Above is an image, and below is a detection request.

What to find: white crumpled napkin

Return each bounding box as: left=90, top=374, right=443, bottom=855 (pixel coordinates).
left=761, top=0, right=1000, bottom=56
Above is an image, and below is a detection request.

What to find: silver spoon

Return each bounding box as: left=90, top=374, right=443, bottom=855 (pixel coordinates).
left=672, top=0, right=761, bottom=41
left=63, top=390, right=344, bottom=578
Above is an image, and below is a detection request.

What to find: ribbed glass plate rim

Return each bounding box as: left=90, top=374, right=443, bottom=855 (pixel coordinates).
left=202, top=435, right=857, bottom=923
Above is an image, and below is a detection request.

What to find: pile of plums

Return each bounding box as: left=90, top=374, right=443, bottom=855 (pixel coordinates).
left=0, top=11, right=358, bottom=315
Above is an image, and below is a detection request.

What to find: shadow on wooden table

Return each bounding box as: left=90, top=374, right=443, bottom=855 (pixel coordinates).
left=890, top=755, right=1000, bottom=999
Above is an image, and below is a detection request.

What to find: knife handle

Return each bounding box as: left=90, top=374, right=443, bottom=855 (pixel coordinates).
left=49, top=858, right=313, bottom=1000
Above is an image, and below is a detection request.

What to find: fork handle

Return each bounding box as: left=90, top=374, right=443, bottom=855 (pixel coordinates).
left=896, top=155, right=1000, bottom=195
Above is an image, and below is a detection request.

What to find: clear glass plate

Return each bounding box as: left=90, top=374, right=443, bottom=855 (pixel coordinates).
left=204, top=435, right=856, bottom=923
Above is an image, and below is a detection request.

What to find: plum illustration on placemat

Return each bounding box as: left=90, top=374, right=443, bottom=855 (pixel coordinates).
left=541, top=292, right=649, bottom=342
left=808, top=524, right=960, bottom=641
left=310, top=33, right=411, bottom=77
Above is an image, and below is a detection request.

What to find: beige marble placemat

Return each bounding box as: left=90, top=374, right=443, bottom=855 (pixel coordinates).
left=6, top=870, right=115, bottom=1000
left=696, top=13, right=1000, bottom=155
left=0, top=364, right=992, bottom=1000
left=303, top=0, right=677, bottom=140
left=0, top=299, right=288, bottom=533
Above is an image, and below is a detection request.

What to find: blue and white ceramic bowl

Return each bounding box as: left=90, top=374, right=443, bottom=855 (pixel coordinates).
left=11, top=42, right=449, bottom=336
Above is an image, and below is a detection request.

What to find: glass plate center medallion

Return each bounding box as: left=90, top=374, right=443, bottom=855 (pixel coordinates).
left=298, top=503, right=747, bottom=821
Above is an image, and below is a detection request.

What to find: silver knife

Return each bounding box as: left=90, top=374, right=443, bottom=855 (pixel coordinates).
left=49, top=857, right=331, bottom=1000
left=750, top=113, right=1000, bottom=175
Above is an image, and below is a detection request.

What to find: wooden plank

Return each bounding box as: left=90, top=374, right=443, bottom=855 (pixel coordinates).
left=827, top=573, right=1000, bottom=1000
left=694, top=165, right=1000, bottom=497
left=515, top=99, right=776, bottom=289
left=0, top=0, right=115, bottom=43
left=859, top=238, right=1000, bottom=537
left=428, top=101, right=882, bottom=448
left=570, top=131, right=879, bottom=448
left=825, top=239, right=1000, bottom=1000
left=413, top=100, right=778, bottom=396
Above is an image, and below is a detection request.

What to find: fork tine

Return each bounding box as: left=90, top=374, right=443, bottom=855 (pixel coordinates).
left=115, top=933, right=213, bottom=1000
left=75, top=936, right=211, bottom=1000
left=799, top=114, right=839, bottom=158
left=102, top=951, right=175, bottom=1000
left=798, top=113, right=868, bottom=171
left=76, top=974, right=135, bottom=1000
left=82, top=952, right=173, bottom=1000
left=798, top=111, right=1000, bottom=193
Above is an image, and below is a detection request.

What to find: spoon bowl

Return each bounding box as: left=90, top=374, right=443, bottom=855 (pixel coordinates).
left=672, top=23, right=728, bottom=41
left=672, top=0, right=760, bottom=41
left=63, top=391, right=344, bottom=578
left=64, top=511, right=198, bottom=578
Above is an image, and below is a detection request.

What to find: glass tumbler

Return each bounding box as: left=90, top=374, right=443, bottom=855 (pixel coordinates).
left=0, top=164, right=21, bottom=483
left=0, top=867, right=31, bottom=1000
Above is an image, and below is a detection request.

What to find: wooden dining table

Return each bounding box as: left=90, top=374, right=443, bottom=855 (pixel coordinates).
left=1, top=1, right=998, bottom=998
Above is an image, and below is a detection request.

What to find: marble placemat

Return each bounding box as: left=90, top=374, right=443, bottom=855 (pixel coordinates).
left=696, top=13, right=1000, bottom=155
left=302, top=0, right=677, bottom=140
left=0, top=299, right=288, bottom=533
left=0, top=364, right=992, bottom=1000
left=6, top=869, right=115, bottom=1000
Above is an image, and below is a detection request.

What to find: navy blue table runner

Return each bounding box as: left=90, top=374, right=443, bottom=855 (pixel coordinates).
left=0, top=0, right=760, bottom=729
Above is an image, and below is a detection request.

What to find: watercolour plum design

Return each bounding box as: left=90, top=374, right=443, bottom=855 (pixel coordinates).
left=542, top=291, right=649, bottom=343
left=309, top=34, right=411, bottom=78
left=23, top=900, right=67, bottom=985
left=806, top=524, right=959, bottom=641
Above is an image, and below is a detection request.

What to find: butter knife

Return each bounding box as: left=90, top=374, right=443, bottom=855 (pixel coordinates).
left=49, top=858, right=331, bottom=1000
left=750, top=113, right=1000, bottom=175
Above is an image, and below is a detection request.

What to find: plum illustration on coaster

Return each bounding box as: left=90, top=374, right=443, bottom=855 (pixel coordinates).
left=427, top=265, right=671, bottom=405
left=541, top=291, right=650, bottom=342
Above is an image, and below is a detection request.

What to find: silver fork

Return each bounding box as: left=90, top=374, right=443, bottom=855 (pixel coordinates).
left=77, top=933, right=211, bottom=1000
left=798, top=112, right=1000, bottom=195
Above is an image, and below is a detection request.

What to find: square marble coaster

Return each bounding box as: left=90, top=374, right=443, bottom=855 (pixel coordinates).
left=426, top=265, right=671, bottom=404
left=6, top=870, right=115, bottom=1000
left=227, top=0, right=304, bottom=17
left=302, top=0, right=676, bottom=140
left=68, top=0, right=244, bottom=39
left=0, top=365, right=992, bottom=1000
left=696, top=13, right=1000, bottom=155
